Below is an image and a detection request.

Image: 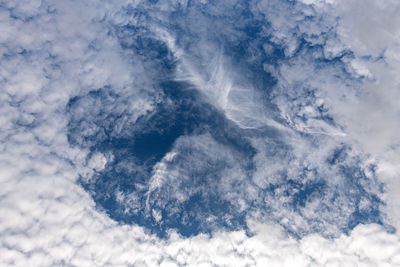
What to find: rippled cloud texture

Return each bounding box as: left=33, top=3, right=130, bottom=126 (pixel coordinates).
left=1, top=0, right=400, bottom=266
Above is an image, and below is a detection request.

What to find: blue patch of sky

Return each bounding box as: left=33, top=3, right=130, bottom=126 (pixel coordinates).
left=66, top=0, right=386, bottom=238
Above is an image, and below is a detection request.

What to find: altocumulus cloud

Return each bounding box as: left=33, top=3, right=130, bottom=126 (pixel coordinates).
left=0, top=0, right=400, bottom=266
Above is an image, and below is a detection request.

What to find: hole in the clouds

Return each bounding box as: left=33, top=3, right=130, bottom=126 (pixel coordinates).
left=68, top=83, right=256, bottom=238
left=66, top=2, right=388, bottom=239
left=67, top=83, right=385, bottom=239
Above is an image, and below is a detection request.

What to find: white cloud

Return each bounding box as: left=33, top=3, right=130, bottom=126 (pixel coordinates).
left=1, top=0, right=400, bottom=266
left=295, top=0, right=400, bottom=229
left=2, top=171, right=400, bottom=267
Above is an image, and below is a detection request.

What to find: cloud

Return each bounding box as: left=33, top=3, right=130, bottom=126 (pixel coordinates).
left=1, top=0, right=400, bottom=266
left=1, top=168, right=399, bottom=266
left=279, top=0, right=400, bottom=229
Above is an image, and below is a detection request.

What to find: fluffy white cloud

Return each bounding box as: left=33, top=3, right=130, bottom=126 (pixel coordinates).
left=1, top=165, right=400, bottom=267
left=1, top=0, right=399, bottom=266
left=288, top=0, right=400, bottom=229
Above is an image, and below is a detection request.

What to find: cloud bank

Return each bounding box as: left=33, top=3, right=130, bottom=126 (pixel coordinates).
left=0, top=0, right=399, bottom=266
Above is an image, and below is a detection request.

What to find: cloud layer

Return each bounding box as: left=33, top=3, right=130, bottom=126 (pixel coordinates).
left=1, top=0, right=400, bottom=266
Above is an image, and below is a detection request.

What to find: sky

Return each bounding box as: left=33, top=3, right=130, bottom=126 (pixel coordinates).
left=1, top=0, right=400, bottom=266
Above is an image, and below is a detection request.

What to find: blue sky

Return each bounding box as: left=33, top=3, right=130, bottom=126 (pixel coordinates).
left=1, top=0, right=400, bottom=266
